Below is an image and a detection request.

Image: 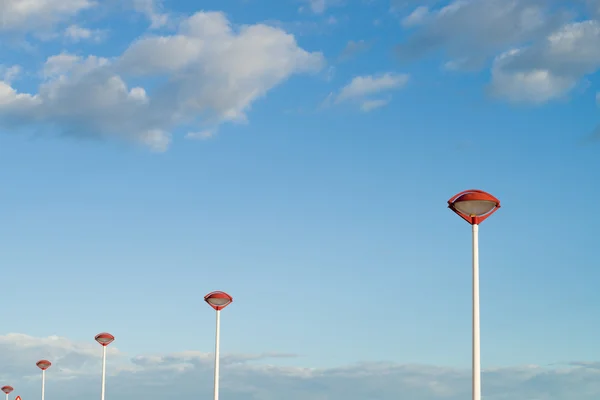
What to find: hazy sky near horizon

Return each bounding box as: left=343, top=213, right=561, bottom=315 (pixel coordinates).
left=2, top=0, right=600, bottom=399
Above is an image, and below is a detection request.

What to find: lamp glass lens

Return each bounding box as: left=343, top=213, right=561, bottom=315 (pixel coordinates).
left=454, top=200, right=496, bottom=216
left=96, top=336, right=114, bottom=344
left=207, top=297, right=231, bottom=306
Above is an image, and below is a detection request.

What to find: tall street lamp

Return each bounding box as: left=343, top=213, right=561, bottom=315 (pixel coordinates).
left=204, top=291, right=233, bottom=400
left=36, top=360, right=51, bottom=400
left=448, top=189, right=500, bottom=400
left=2, top=385, right=13, bottom=400
left=95, top=333, right=115, bottom=400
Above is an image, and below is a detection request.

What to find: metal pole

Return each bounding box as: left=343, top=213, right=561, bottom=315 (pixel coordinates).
left=472, top=223, right=481, bottom=400
left=41, top=369, right=46, bottom=400
left=101, top=345, right=107, bottom=400
left=213, top=309, right=221, bottom=400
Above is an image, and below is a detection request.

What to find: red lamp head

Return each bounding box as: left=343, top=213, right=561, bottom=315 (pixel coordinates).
left=36, top=360, right=51, bottom=370
left=95, top=332, right=115, bottom=346
left=204, top=291, right=233, bottom=311
left=448, top=189, right=501, bottom=225
left=1, top=386, right=13, bottom=395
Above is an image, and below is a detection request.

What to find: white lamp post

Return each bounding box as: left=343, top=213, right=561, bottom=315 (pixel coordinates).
left=2, top=385, right=14, bottom=400
left=95, top=332, right=115, bottom=400
left=204, top=291, right=233, bottom=400
left=448, top=189, right=501, bottom=400
left=36, top=360, right=51, bottom=400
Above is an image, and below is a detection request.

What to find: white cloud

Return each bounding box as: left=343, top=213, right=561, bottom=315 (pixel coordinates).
left=262, top=18, right=336, bottom=37
left=3, top=333, right=600, bottom=400
left=186, top=130, right=215, bottom=140
left=360, top=98, right=390, bottom=112
left=443, top=58, right=470, bottom=71
left=401, top=6, right=430, bottom=27
left=396, top=0, right=567, bottom=70
left=42, top=53, right=94, bottom=78
left=489, top=20, right=600, bottom=103
left=308, top=0, right=327, bottom=13
left=338, top=40, right=370, bottom=61
left=131, top=0, right=169, bottom=28
left=585, top=0, right=600, bottom=17
left=0, top=11, right=324, bottom=151
left=324, top=73, right=408, bottom=112
left=0, top=82, right=38, bottom=110
left=394, top=1, right=600, bottom=102
left=0, top=0, right=96, bottom=32
left=64, top=25, right=105, bottom=42
left=0, top=65, right=21, bottom=83
left=335, top=73, right=409, bottom=103
left=489, top=49, right=574, bottom=103
left=303, top=0, right=342, bottom=14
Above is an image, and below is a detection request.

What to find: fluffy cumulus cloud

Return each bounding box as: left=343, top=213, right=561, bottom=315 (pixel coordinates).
left=0, top=11, right=324, bottom=151
left=0, top=0, right=96, bottom=32
left=326, top=73, right=409, bottom=112
left=3, top=333, right=600, bottom=400
left=489, top=20, right=600, bottom=103
left=396, top=0, right=600, bottom=104
left=396, top=0, right=567, bottom=70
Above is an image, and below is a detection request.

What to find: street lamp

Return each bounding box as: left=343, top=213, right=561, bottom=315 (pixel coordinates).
left=36, top=360, right=51, bottom=400
left=204, top=291, right=233, bottom=400
left=95, top=332, right=115, bottom=400
left=1, top=385, right=13, bottom=400
left=448, top=189, right=500, bottom=400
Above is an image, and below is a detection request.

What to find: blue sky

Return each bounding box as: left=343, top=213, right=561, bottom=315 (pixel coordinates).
left=2, top=0, right=600, bottom=399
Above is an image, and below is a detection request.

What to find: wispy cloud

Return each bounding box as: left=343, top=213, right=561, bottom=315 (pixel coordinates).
left=64, top=25, right=106, bottom=42
left=401, top=6, right=429, bottom=27
left=336, top=73, right=409, bottom=102
left=338, top=40, right=370, bottom=62
left=298, top=0, right=344, bottom=14
left=322, top=73, right=408, bottom=112
left=131, top=0, right=169, bottom=28
left=0, top=65, right=21, bottom=83
left=185, top=130, right=215, bottom=140
left=360, top=98, right=390, bottom=112
left=300, top=0, right=343, bottom=14
left=2, top=333, right=600, bottom=400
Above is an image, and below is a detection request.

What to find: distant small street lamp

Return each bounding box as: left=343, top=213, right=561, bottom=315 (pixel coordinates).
left=2, top=385, right=14, bottom=400
left=95, top=333, right=115, bottom=400
left=36, top=360, right=51, bottom=400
